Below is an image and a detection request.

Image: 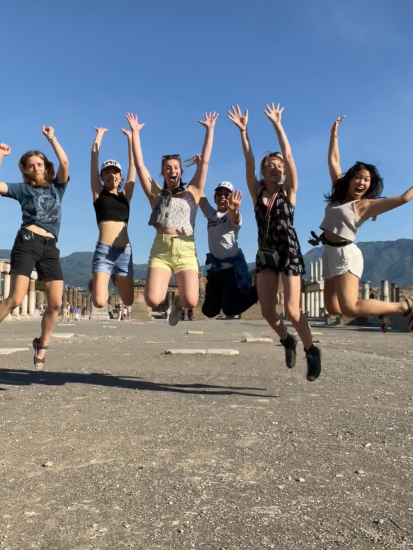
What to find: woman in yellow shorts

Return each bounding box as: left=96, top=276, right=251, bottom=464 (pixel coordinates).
left=126, top=111, right=218, bottom=325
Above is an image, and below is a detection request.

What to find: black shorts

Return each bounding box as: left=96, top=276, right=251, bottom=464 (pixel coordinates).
left=10, top=228, right=63, bottom=281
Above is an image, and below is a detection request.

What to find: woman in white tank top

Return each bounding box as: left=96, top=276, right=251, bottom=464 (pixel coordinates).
left=126, top=111, right=218, bottom=325
left=321, top=115, right=413, bottom=330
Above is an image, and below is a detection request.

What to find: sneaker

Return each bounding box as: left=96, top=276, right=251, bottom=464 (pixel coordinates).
left=305, top=345, right=322, bottom=382
left=280, top=333, right=297, bottom=369
left=168, top=302, right=182, bottom=327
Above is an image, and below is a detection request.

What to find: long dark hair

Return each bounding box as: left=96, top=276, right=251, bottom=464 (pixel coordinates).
left=19, top=150, right=55, bottom=188
left=325, top=161, right=383, bottom=203
left=161, top=155, right=186, bottom=190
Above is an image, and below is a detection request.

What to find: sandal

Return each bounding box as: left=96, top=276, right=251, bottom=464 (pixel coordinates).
left=378, top=315, right=389, bottom=333
left=32, top=337, right=48, bottom=370
left=403, top=298, right=413, bottom=331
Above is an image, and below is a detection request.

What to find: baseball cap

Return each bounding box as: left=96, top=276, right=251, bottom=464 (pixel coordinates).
left=214, top=181, right=233, bottom=193
left=100, top=160, right=122, bottom=173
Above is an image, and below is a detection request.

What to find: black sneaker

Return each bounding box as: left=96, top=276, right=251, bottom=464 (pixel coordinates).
left=305, top=345, right=322, bottom=381
left=280, top=333, right=297, bottom=369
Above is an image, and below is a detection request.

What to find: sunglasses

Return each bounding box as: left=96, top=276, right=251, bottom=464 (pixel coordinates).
left=216, top=191, right=231, bottom=198
left=162, top=154, right=181, bottom=161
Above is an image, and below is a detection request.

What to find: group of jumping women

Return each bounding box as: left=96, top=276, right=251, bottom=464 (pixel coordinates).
left=1, top=104, right=412, bottom=379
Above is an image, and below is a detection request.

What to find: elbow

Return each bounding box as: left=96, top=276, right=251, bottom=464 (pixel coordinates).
left=60, top=159, right=69, bottom=169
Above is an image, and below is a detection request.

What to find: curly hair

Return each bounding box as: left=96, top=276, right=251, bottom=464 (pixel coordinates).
left=19, top=150, right=55, bottom=188
left=325, top=161, right=384, bottom=203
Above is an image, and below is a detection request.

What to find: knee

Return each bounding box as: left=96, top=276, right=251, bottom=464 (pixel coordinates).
left=180, top=297, right=198, bottom=309
left=92, top=297, right=107, bottom=309
left=285, top=305, right=300, bottom=323
left=340, top=304, right=357, bottom=318
left=6, top=295, right=23, bottom=310
left=145, top=294, right=161, bottom=309
left=123, top=297, right=134, bottom=307
left=46, top=303, right=61, bottom=313
left=326, top=304, right=341, bottom=316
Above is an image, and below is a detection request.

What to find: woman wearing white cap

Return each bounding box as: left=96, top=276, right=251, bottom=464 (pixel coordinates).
left=126, top=111, right=218, bottom=326
left=90, top=127, right=136, bottom=308
left=228, top=103, right=321, bottom=381
left=200, top=182, right=258, bottom=318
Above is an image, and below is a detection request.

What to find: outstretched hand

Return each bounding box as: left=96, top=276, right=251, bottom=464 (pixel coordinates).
left=263, top=102, right=284, bottom=125
left=0, top=143, right=11, bottom=157
left=331, top=115, right=346, bottom=136
left=198, top=112, right=219, bottom=129
left=42, top=126, right=55, bottom=140
left=121, top=128, right=132, bottom=139
left=95, top=127, right=108, bottom=135
left=228, top=189, right=242, bottom=211
left=227, top=105, right=248, bottom=131
left=194, top=154, right=202, bottom=165
left=126, top=113, right=145, bottom=132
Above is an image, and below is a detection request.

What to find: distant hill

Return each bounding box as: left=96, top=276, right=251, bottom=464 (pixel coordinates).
left=1, top=239, right=413, bottom=288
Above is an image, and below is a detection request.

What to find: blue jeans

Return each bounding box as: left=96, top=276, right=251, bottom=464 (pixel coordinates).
left=92, top=241, right=134, bottom=277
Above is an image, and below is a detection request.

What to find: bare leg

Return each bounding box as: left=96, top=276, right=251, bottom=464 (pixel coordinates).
left=145, top=267, right=171, bottom=308
left=324, top=278, right=342, bottom=316
left=174, top=270, right=199, bottom=309
left=116, top=276, right=135, bottom=307
left=335, top=273, right=407, bottom=317
left=257, top=269, right=288, bottom=340
left=36, top=280, right=63, bottom=362
left=92, top=271, right=111, bottom=308
left=0, top=275, right=29, bottom=323
left=282, top=273, right=312, bottom=350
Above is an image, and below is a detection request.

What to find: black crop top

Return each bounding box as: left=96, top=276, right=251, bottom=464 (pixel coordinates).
left=93, top=188, right=130, bottom=225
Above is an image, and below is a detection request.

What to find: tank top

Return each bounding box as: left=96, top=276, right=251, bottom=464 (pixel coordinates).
left=93, top=188, right=129, bottom=225
left=162, top=191, right=198, bottom=234
left=320, top=200, right=365, bottom=242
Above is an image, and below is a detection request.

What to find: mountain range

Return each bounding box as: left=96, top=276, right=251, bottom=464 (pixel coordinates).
left=1, top=238, right=413, bottom=288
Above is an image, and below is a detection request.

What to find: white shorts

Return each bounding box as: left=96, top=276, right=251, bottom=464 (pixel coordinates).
left=322, top=243, right=364, bottom=280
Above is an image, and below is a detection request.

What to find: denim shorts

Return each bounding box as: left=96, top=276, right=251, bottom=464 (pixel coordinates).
left=92, top=241, right=134, bottom=277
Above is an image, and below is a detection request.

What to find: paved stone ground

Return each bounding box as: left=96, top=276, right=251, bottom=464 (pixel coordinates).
left=0, top=318, right=412, bottom=550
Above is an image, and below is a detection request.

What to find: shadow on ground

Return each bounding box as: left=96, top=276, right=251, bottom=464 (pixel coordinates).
left=0, top=368, right=276, bottom=398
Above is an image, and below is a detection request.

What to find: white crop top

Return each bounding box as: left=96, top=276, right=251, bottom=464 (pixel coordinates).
left=320, top=200, right=365, bottom=242
left=163, top=191, right=198, bottom=234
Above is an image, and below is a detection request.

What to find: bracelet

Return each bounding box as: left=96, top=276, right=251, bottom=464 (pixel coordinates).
left=331, top=134, right=338, bottom=138
left=48, top=136, right=56, bottom=142
left=240, top=129, right=247, bottom=133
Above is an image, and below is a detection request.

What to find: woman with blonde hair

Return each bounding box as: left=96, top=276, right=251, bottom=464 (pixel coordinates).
left=0, top=126, right=69, bottom=369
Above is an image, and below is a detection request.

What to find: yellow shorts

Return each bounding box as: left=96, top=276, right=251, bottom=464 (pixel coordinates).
left=148, top=234, right=199, bottom=273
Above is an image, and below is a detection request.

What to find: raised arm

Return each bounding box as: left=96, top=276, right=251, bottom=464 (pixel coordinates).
left=0, top=143, right=11, bottom=195
left=120, top=128, right=136, bottom=202
left=357, top=185, right=413, bottom=220
left=328, top=116, right=346, bottom=184
left=227, top=105, right=258, bottom=204
left=91, top=127, right=107, bottom=201
left=42, top=126, right=69, bottom=183
left=227, top=189, right=242, bottom=225
left=126, top=113, right=160, bottom=207
left=187, top=112, right=219, bottom=201
left=264, top=103, right=297, bottom=201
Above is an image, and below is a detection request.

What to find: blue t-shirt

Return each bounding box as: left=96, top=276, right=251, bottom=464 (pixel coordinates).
left=5, top=177, right=69, bottom=240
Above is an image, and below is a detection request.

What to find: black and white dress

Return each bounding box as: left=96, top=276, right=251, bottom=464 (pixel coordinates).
left=254, top=187, right=305, bottom=277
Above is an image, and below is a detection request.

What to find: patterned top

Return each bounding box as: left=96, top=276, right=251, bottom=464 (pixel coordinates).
left=163, top=191, right=198, bottom=234
left=254, top=187, right=305, bottom=276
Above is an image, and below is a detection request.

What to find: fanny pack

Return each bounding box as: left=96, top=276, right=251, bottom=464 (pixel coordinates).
left=257, top=185, right=282, bottom=269
left=148, top=190, right=172, bottom=228
left=308, top=231, right=352, bottom=248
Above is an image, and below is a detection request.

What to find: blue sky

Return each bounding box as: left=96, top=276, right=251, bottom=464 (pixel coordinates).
left=1, top=0, right=412, bottom=264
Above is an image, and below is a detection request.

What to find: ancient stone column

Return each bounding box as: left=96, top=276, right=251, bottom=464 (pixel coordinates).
left=306, top=291, right=311, bottom=317
left=361, top=280, right=370, bottom=300
left=86, top=294, right=91, bottom=316
left=73, top=287, right=78, bottom=308
left=67, top=287, right=73, bottom=308
left=318, top=258, right=323, bottom=281
left=314, top=290, right=320, bottom=318
left=28, top=279, right=36, bottom=316
left=390, top=283, right=398, bottom=302
left=395, top=287, right=400, bottom=302
left=319, top=289, right=324, bottom=311
left=62, top=292, right=67, bottom=310
left=314, top=261, right=319, bottom=283
left=381, top=280, right=389, bottom=302
left=310, top=291, right=315, bottom=317
left=310, top=262, right=314, bottom=283
left=21, top=294, right=28, bottom=316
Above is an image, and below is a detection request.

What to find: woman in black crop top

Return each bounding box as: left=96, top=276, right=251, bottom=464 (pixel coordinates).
left=90, top=126, right=136, bottom=310
left=229, top=102, right=321, bottom=381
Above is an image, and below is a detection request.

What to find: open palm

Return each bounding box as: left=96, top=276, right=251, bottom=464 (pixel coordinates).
left=227, top=105, right=248, bottom=131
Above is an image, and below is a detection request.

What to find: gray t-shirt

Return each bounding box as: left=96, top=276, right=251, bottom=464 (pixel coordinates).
left=202, top=199, right=242, bottom=269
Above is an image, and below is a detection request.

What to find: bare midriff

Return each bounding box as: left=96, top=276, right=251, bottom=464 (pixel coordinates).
left=156, top=227, right=194, bottom=237
left=25, top=224, right=55, bottom=239
left=98, top=221, right=130, bottom=246
left=323, top=229, right=350, bottom=244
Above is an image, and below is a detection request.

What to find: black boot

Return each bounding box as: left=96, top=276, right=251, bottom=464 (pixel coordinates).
left=305, top=345, right=322, bottom=381
left=280, top=333, right=297, bottom=369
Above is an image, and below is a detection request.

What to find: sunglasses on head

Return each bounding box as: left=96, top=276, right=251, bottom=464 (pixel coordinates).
left=162, top=154, right=181, bottom=161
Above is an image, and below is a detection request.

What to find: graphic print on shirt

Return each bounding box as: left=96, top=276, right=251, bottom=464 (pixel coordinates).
left=33, top=189, right=60, bottom=223
left=207, top=213, right=228, bottom=229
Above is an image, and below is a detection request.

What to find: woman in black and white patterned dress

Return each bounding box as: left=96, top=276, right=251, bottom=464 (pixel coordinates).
left=228, top=103, right=322, bottom=381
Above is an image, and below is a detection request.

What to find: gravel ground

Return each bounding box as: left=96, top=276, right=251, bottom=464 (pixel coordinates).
left=0, top=318, right=412, bottom=550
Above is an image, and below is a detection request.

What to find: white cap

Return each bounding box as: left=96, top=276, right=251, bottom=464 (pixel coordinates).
left=215, top=181, right=233, bottom=192
left=100, top=159, right=122, bottom=173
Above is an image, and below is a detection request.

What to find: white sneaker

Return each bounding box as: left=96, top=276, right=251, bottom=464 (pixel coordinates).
left=168, top=303, right=182, bottom=326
